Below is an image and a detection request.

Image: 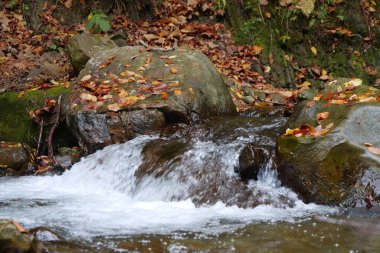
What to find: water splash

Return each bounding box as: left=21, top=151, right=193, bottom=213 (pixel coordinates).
left=0, top=133, right=336, bottom=240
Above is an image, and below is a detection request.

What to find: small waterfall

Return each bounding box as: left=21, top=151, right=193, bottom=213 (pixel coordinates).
left=0, top=132, right=336, bottom=239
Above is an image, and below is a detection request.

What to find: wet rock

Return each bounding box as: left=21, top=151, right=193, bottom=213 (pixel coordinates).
left=30, top=227, right=60, bottom=242
left=67, top=33, right=116, bottom=74
left=65, top=46, right=236, bottom=153
left=0, top=142, right=30, bottom=171
left=66, top=111, right=112, bottom=154
left=237, top=145, right=270, bottom=180
left=277, top=79, right=380, bottom=207
left=0, top=219, right=45, bottom=253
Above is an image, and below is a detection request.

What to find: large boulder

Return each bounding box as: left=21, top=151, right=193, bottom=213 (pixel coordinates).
left=64, top=46, right=236, bottom=153
left=277, top=79, right=380, bottom=207
left=67, top=33, right=117, bottom=74
left=0, top=219, right=44, bottom=253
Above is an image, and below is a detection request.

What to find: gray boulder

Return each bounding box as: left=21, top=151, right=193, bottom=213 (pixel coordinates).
left=64, top=46, right=236, bottom=153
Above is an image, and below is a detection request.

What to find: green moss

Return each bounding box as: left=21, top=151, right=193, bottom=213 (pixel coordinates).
left=0, top=85, right=71, bottom=143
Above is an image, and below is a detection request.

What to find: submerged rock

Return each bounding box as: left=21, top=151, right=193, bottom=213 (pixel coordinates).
left=277, top=79, right=380, bottom=207
left=0, top=219, right=45, bottom=253
left=65, top=46, right=236, bottom=153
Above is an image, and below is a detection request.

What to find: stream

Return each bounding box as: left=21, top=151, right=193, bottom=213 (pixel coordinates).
left=0, top=112, right=379, bottom=252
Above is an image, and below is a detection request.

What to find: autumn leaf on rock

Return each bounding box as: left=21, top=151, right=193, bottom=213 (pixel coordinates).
left=107, top=103, right=121, bottom=112
left=170, top=67, right=177, bottom=74
left=80, top=93, right=97, bottom=102
left=317, top=111, right=329, bottom=124
left=364, top=143, right=380, bottom=155
left=174, top=89, right=182, bottom=96
left=161, top=92, right=169, bottom=99
left=81, top=75, right=92, bottom=82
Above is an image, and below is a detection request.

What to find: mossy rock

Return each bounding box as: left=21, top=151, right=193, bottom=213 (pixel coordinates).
left=0, top=85, right=73, bottom=146
left=0, top=219, right=44, bottom=253
left=276, top=80, right=380, bottom=206
left=67, top=33, right=117, bottom=74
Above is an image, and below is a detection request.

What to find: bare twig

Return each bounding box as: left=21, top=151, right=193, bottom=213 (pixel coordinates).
left=47, top=95, right=61, bottom=159
left=36, top=117, right=44, bottom=156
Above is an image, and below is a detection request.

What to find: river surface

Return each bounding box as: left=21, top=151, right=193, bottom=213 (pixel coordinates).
left=0, top=114, right=379, bottom=252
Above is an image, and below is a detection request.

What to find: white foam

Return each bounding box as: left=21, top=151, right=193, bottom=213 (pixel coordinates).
left=0, top=135, right=337, bottom=239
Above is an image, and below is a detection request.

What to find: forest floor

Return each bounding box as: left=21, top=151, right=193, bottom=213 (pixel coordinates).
left=0, top=0, right=309, bottom=112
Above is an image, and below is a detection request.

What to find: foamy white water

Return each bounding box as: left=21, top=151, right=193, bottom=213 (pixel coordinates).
left=0, top=135, right=336, bottom=239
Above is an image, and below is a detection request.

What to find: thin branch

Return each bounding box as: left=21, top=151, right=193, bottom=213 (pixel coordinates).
left=47, top=95, right=62, bottom=159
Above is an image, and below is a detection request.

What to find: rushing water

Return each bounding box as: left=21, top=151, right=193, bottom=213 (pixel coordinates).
left=0, top=115, right=379, bottom=252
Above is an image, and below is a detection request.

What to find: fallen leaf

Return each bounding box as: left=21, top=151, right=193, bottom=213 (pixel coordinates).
left=174, top=89, right=182, bottom=96
left=364, top=143, right=380, bottom=155
left=311, top=46, right=317, bottom=55
left=317, top=111, right=329, bottom=124
left=161, top=92, right=169, bottom=99
left=170, top=67, right=177, bottom=74
left=81, top=75, right=92, bottom=82
left=80, top=93, right=97, bottom=102
left=107, top=103, right=121, bottom=112
left=10, top=220, right=27, bottom=233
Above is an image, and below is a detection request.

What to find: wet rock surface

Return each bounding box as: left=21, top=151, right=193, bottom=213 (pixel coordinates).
left=237, top=145, right=270, bottom=181
left=136, top=114, right=288, bottom=208
left=0, top=219, right=45, bottom=253
left=277, top=80, right=380, bottom=207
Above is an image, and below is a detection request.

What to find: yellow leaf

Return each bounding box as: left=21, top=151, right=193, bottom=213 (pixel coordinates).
left=311, top=46, right=317, bottom=55
left=170, top=67, right=177, bottom=74
left=188, top=87, right=195, bottom=95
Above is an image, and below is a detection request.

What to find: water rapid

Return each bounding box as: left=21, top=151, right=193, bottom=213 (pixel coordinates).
left=0, top=116, right=337, bottom=243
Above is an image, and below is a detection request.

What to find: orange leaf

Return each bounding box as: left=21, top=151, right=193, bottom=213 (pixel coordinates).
left=161, top=92, right=169, bottom=99
left=174, top=89, right=182, bottom=96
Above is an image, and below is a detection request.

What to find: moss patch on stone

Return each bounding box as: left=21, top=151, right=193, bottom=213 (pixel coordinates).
left=0, top=85, right=71, bottom=144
